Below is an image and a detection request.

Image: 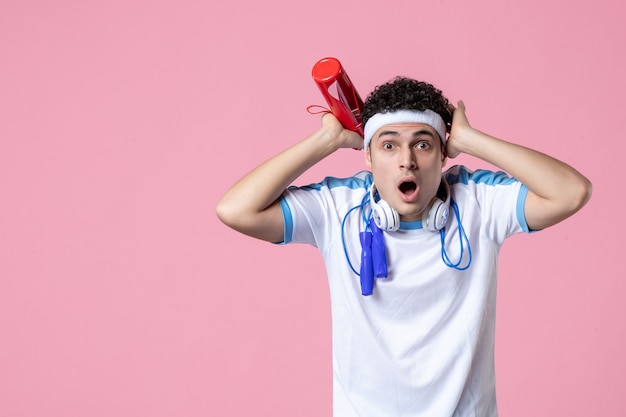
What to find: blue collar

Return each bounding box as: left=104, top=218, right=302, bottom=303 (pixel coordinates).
left=399, top=219, right=423, bottom=230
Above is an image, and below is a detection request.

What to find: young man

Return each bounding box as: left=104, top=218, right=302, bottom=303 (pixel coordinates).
left=216, top=77, right=592, bottom=416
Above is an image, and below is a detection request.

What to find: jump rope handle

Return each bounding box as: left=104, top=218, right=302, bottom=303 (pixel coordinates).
left=359, top=218, right=389, bottom=296
left=359, top=231, right=374, bottom=296
left=370, top=218, right=388, bottom=279
left=311, top=57, right=364, bottom=137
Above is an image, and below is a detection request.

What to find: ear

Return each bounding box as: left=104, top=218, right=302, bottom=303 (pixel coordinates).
left=365, top=148, right=372, bottom=169
left=441, top=144, right=448, bottom=168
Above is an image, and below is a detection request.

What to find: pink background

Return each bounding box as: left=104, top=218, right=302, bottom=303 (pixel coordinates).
left=1, top=0, right=624, bottom=416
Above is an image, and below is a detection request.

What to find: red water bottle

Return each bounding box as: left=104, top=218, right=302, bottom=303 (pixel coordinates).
left=312, top=57, right=364, bottom=137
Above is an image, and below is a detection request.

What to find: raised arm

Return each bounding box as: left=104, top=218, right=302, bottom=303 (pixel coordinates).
left=216, top=114, right=363, bottom=243
left=446, top=101, right=592, bottom=231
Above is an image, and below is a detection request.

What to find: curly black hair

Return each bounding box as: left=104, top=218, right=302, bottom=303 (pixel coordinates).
left=362, top=77, right=452, bottom=134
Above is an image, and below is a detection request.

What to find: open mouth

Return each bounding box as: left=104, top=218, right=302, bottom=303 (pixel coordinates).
left=398, top=179, right=418, bottom=199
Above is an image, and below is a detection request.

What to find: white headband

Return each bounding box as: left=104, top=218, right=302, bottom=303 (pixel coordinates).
left=363, top=109, right=447, bottom=151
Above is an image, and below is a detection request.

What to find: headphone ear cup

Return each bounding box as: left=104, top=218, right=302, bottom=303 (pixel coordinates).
left=424, top=199, right=449, bottom=231
left=370, top=183, right=400, bottom=232
left=372, top=199, right=399, bottom=232
left=424, top=179, right=451, bottom=232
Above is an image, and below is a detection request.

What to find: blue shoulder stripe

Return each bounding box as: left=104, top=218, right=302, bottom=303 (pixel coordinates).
left=287, top=171, right=372, bottom=192
left=446, top=165, right=518, bottom=186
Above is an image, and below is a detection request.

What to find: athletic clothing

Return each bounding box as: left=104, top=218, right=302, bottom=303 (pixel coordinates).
left=279, top=165, right=531, bottom=417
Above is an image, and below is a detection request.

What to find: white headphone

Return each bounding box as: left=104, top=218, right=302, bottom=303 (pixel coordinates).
left=369, top=178, right=450, bottom=232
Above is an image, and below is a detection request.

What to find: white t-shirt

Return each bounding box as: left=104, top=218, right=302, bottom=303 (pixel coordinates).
left=280, top=165, right=531, bottom=417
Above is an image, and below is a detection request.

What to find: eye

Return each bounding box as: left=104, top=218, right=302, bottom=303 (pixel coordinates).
left=382, top=142, right=395, bottom=150
left=415, top=141, right=431, bottom=150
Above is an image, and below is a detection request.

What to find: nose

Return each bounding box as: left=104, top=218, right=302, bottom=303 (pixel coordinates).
left=399, top=146, right=417, bottom=170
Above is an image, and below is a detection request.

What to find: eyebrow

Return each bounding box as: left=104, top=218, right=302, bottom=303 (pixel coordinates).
left=376, top=129, right=436, bottom=140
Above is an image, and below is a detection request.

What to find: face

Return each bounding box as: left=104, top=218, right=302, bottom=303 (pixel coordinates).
left=365, top=123, right=446, bottom=222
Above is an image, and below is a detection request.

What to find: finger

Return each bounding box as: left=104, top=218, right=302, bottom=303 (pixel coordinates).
left=320, top=111, right=334, bottom=122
